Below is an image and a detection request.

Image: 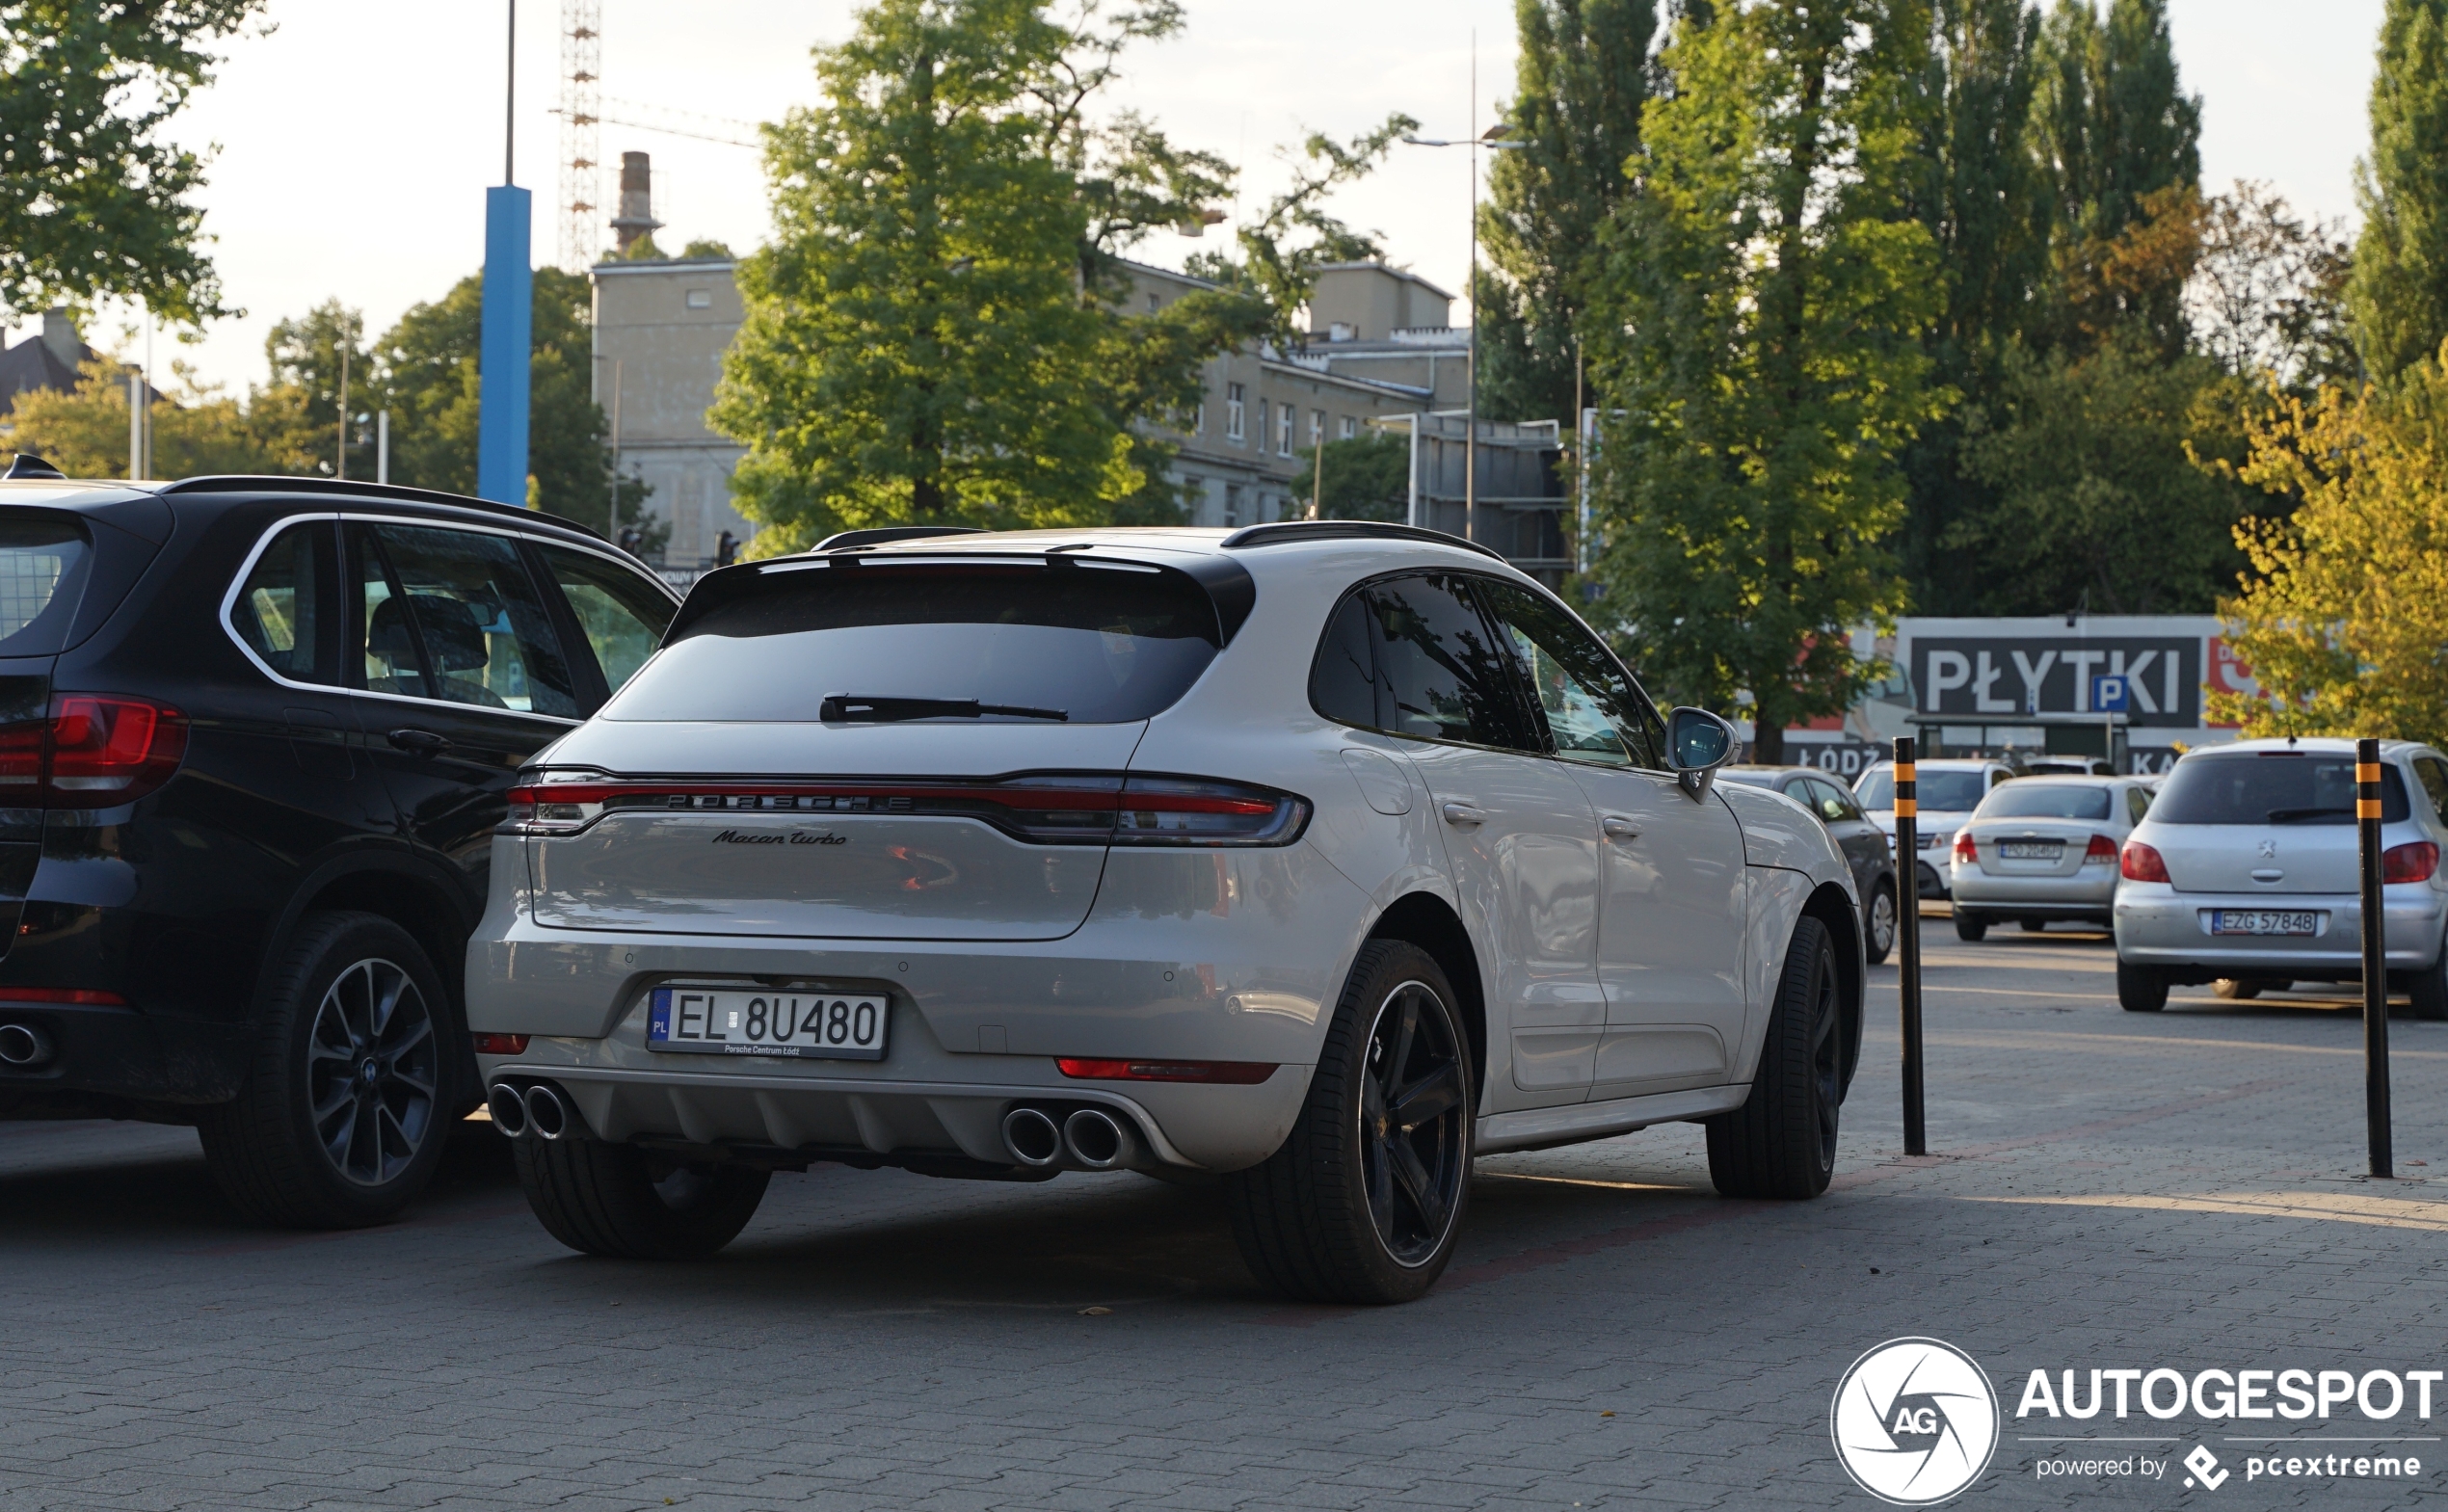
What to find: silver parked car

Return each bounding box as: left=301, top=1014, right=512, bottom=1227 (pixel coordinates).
left=466, top=523, right=1868, bottom=1302
left=2112, top=738, right=2448, bottom=1016
left=1854, top=757, right=2015, bottom=899
left=1947, top=775, right=2153, bottom=940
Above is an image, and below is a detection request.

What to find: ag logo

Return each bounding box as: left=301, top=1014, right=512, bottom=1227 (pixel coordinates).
left=1831, top=1338, right=1999, bottom=1505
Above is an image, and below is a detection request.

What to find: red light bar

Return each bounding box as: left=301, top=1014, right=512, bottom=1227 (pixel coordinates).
left=1056, top=1057, right=1277, bottom=1084
left=0, top=987, right=127, bottom=1005
left=472, top=1033, right=531, bottom=1055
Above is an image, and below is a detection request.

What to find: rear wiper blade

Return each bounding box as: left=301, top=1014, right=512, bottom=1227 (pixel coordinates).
left=819, top=695, right=1069, bottom=724
left=2265, top=806, right=2354, bottom=823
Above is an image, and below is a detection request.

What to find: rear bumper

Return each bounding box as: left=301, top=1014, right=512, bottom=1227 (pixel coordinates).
left=1950, top=867, right=2117, bottom=915
left=2113, top=883, right=2448, bottom=976
left=0, top=1000, right=250, bottom=1114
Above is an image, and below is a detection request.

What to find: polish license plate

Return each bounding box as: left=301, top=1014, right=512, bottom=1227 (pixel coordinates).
left=2209, top=911, right=2319, bottom=937
left=647, top=987, right=888, bottom=1059
left=1998, top=840, right=2062, bottom=861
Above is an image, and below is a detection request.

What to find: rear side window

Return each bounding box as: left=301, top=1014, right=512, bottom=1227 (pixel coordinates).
left=604, top=558, right=1222, bottom=724
left=230, top=522, right=331, bottom=683
left=2152, top=754, right=2410, bottom=825
left=2126, top=785, right=2152, bottom=824
left=1314, top=572, right=1528, bottom=749
left=0, top=513, right=91, bottom=657
left=1976, top=783, right=2113, bottom=821
left=2415, top=756, right=2448, bottom=818
left=538, top=544, right=675, bottom=695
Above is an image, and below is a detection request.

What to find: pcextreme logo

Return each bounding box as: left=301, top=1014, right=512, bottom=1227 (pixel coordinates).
left=1831, top=1338, right=2001, bottom=1505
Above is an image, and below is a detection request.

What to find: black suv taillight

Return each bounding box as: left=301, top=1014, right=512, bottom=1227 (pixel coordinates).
left=0, top=695, right=189, bottom=807
left=504, top=771, right=1310, bottom=847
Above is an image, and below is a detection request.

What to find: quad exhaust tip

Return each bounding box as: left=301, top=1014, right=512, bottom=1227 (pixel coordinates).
left=1002, top=1106, right=1062, bottom=1167
left=485, top=1081, right=530, bottom=1137
left=523, top=1083, right=572, bottom=1140
left=1063, top=1108, right=1129, bottom=1169
left=0, top=1021, right=51, bottom=1068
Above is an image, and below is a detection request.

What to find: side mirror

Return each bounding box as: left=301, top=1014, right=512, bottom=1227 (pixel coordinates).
left=1665, top=706, right=1740, bottom=799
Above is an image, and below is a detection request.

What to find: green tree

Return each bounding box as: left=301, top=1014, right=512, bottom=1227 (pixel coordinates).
left=1, top=357, right=316, bottom=477
left=2191, top=180, right=2357, bottom=395
left=1948, top=337, right=2253, bottom=613
left=1476, top=0, right=1658, bottom=428
left=1181, top=117, right=1416, bottom=347
left=1898, top=0, right=2046, bottom=611
left=715, top=0, right=1255, bottom=551
left=2347, top=0, right=2448, bottom=383
left=2028, top=0, right=2201, bottom=355
left=1298, top=431, right=1410, bottom=522
left=372, top=268, right=653, bottom=541
left=0, top=1, right=265, bottom=323
left=1587, top=0, right=1947, bottom=764
left=263, top=299, right=369, bottom=479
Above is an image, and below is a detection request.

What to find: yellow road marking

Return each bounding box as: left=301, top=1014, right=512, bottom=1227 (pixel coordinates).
left=1924, top=1028, right=2448, bottom=1060
left=1964, top=1190, right=2448, bottom=1233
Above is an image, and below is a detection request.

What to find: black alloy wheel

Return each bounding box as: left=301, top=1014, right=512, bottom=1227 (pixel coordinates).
left=306, top=958, right=439, bottom=1186
left=1706, top=915, right=1844, bottom=1199
left=199, top=912, right=462, bottom=1228
left=1226, top=940, right=1475, bottom=1304
left=1358, top=979, right=1472, bottom=1267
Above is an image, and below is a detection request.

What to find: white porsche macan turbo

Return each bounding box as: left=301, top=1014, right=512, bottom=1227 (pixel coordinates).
left=467, top=522, right=1866, bottom=1303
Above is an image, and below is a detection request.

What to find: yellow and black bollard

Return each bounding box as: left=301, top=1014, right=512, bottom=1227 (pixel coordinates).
left=1895, top=735, right=1927, bottom=1156
left=2358, top=737, right=2392, bottom=1178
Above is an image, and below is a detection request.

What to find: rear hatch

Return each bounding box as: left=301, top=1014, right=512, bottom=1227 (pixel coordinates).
left=520, top=545, right=1274, bottom=942
left=2145, top=752, right=2395, bottom=893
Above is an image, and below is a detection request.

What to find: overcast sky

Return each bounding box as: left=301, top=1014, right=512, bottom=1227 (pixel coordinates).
left=59, top=0, right=2387, bottom=395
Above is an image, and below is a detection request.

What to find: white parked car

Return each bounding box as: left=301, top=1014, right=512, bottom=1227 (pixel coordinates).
left=2114, top=737, right=2448, bottom=1015
left=1854, top=757, right=2015, bottom=900
left=466, top=522, right=1868, bottom=1302
left=1946, top=775, right=2154, bottom=940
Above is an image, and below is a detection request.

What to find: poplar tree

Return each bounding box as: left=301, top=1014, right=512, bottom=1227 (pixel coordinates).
left=2347, top=0, right=2448, bottom=382
left=1476, top=0, right=1657, bottom=427
left=1586, top=0, right=1946, bottom=764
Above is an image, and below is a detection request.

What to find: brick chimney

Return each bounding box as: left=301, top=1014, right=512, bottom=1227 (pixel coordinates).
left=39, top=307, right=82, bottom=366
left=610, top=151, right=663, bottom=256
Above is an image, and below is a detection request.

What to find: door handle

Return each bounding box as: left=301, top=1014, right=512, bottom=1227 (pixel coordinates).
left=1602, top=815, right=1640, bottom=840
left=387, top=727, right=453, bottom=757
left=1440, top=802, right=1486, bottom=828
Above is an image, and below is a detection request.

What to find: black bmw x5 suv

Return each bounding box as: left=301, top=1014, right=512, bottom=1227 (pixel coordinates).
left=0, top=467, right=679, bottom=1226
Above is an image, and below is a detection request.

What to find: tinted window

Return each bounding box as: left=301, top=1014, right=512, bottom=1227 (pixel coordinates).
left=1975, top=783, right=2114, bottom=821
left=606, top=558, right=1220, bottom=724
left=538, top=544, right=674, bottom=695
left=1310, top=592, right=1381, bottom=729
left=2125, top=785, right=2152, bottom=824
left=1856, top=767, right=1894, bottom=809
left=353, top=523, right=579, bottom=717
left=230, top=522, right=330, bottom=683
left=1477, top=578, right=1666, bottom=769
left=1355, top=573, right=1527, bottom=749
left=2152, top=754, right=2409, bottom=826
left=2415, top=756, right=2448, bottom=819
left=0, top=512, right=91, bottom=657
left=1916, top=771, right=1991, bottom=812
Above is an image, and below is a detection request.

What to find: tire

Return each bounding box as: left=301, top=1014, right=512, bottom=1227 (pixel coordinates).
left=2212, top=977, right=2262, bottom=1001
left=1224, top=940, right=1473, bottom=1304
left=515, top=1136, right=770, bottom=1260
left=197, top=912, right=458, bottom=1229
left=2020, top=917, right=2049, bottom=934
left=1955, top=910, right=1989, bottom=942
left=1862, top=881, right=1897, bottom=967
left=2117, top=960, right=2169, bottom=1013
left=2409, top=939, right=2448, bottom=1021
left=1706, top=916, right=1842, bottom=1200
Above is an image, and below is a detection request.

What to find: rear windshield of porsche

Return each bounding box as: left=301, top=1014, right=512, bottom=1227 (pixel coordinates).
left=600, top=557, right=1224, bottom=724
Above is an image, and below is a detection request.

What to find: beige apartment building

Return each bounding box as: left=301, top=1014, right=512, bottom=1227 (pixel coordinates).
left=590, top=254, right=754, bottom=572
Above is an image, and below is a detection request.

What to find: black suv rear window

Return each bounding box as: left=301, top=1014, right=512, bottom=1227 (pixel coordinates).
left=602, top=558, right=1223, bottom=724
left=0, top=512, right=91, bottom=657
left=2152, top=754, right=2409, bottom=825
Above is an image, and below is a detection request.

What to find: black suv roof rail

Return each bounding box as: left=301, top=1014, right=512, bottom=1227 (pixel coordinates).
left=154, top=475, right=609, bottom=542
left=1218, top=519, right=1506, bottom=562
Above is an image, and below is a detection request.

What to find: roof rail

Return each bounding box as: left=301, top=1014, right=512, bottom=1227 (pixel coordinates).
left=3, top=454, right=66, bottom=481
left=153, top=475, right=608, bottom=542
left=814, top=525, right=988, bottom=550
left=1218, top=519, right=1506, bottom=562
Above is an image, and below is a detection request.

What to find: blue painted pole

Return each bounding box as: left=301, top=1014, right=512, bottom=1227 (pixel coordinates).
left=476, top=185, right=533, bottom=506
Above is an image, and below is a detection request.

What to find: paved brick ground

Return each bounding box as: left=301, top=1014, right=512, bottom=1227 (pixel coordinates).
left=4, top=919, right=2447, bottom=1510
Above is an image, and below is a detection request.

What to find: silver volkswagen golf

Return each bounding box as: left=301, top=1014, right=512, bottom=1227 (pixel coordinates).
left=466, top=523, right=1866, bottom=1302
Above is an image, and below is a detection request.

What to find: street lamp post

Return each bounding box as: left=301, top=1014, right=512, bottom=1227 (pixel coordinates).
left=1403, top=74, right=1526, bottom=546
